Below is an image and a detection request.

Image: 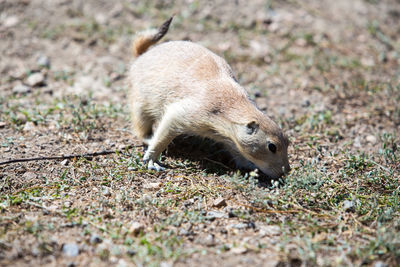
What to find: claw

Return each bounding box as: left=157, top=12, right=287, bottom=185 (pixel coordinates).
left=147, top=159, right=165, bottom=172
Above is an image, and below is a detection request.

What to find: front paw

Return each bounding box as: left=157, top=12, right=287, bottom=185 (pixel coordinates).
left=147, top=159, right=165, bottom=172
left=143, top=152, right=165, bottom=172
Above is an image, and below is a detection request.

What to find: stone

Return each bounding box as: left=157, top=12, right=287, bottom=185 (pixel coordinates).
left=178, top=228, right=190, bottom=236
left=343, top=200, right=355, bottom=212
left=179, top=223, right=193, bottom=236
left=202, top=234, right=215, bottom=247
left=160, top=262, right=173, bottom=267
left=126, top=249, right=136, bottom=256
left=366, top=135, right=377, bottom=144
left=143, top=182, right=161, bottom=190
left=212, top=197, right=227, bottom=208
left=36, top=55, right=51, bottom=69
left=361, top=57, right=375, bottom=67
left=22, top=172, right=37, bottom=181
left=258, top=225, right=281, bottom=236
left=90, top=234, right=102, bottom=244
left=353, top=136, right=361, bottom=148
left=68, top=75, right=108, bottom=97
left=26, top=73, right=45, bottom=86
left=231, top=247, right=247, bottom=254
left=225, top=207, right=236, bottom=218
left=230, top=223, right=249, bottom=229
left=129, top=222, right=145, bottom=236
left=95, top=13, right=108, bottom=24
left=3, top=16, right=19, bottom=27
left=206, top=211, right=227, bottom=220
left=301, top=99, right=311, bottom=107
left=254, top=90, right=262, bottom=98
left=255, top=97, right=268, bottom=111
left=0, top=122, right=6, bottom=128
left=23, top=121, right=36, bottom=132
left=295, top=38, right=307, bottom=47
left=12, top=84, right=31, bottom=94
left=249, top=40, right=270, bottom=57
left=102, top=187, right=111, bottom=196
left=62, top=243, right=79, bottom=257
left=373, top=261, right=388, bottom=267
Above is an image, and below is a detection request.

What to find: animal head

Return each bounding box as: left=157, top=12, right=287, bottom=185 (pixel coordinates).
left=234, top=120, right=290, bottom=179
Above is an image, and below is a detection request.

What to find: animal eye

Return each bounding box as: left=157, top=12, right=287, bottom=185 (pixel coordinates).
left=268, top=143, right=277, bottom=153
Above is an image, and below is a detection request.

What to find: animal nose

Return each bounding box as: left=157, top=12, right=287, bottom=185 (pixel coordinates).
left=282, top=164, right=291, bottom=174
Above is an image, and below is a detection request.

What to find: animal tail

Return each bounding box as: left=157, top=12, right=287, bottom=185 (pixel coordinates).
left=131, top=16, right=173, bottom=58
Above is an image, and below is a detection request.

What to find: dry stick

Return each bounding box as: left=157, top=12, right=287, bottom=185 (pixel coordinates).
left=203, top=157, right=232, bottom=170
left=0, top=145, right=140, bottom=166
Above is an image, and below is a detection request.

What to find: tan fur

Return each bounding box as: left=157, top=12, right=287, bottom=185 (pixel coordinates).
left=132, top=33, right=156, bottom=57
left=128, top=18, right=290, bottom=178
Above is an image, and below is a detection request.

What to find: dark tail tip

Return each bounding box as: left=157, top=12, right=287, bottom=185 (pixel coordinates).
left=152, top=16, right=174, bottom=42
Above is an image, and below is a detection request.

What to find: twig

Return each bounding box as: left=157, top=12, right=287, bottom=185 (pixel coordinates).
left=0, top=145, right=140, bottom=166
left=203, top=157, right=232, bottom=170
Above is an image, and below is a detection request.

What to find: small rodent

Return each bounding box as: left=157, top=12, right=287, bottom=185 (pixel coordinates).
left=128, top=17, right=290, bottom=178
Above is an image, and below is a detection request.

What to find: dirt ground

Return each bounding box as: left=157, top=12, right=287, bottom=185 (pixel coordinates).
left=0, top=0, right=399, bottom=266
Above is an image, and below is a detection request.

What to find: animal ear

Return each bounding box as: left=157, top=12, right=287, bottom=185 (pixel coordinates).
left=246, top=121, right=259, bottom=135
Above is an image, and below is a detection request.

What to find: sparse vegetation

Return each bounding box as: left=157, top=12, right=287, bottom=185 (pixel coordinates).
left=1, top=0, right=399, bottom=266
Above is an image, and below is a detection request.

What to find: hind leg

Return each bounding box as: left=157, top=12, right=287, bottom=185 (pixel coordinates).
left=131, top=105, right=154, bottom=143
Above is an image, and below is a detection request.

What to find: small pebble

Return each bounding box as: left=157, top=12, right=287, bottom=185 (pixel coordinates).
left=160, top=261, right=173, bottom=267
left=233, top=223, right=248, bottom=229
left=143, top=182, right=161, bottom=190
left=225, top=207, right=236, bottom=218
left=126, top=249, right=136, bottom=256
left=3, top=16, right=19, bottom=27
left=23, top=122, right=36, bottom=132
left=213, top=197, right=227, bottom=208
left=26, top=73, right=45, bottom=87
left=90, top=234, right=102, bottom=244
left=373, top=261, right=388, bottom=267
left=231, top=247, right=248, bottom=254
left=102, top=187, right=111, bottom=196
left=36, top=55, right=51, bottom=69
left=22, top=172, right=37, bottom=181
left=258, top=225, right=281, bottom=236
left=254, top=90, right=262, bottom=98
left=178, top=228, right=190, bottom=236
left=202, top=234, right=215, bottom=247
left=206, top=211, right=227, bottom=221
left=255, top=97, right=268, bottom=111
left=129, top=222, right=145, bottom=236
left=343, top=200, right=355, bottom=212
left=301, top=99, right=311, bottom=107
left=62, top=243, right=79, bottom=257
left=366, top=135, right=377, bottom=144
left=12, top=84, right=31, bottom=94
left=116, top=259, right=128, bottom=267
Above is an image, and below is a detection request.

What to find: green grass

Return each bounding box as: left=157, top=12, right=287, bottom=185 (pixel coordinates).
left=1, top=1, right=400, bottom=265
